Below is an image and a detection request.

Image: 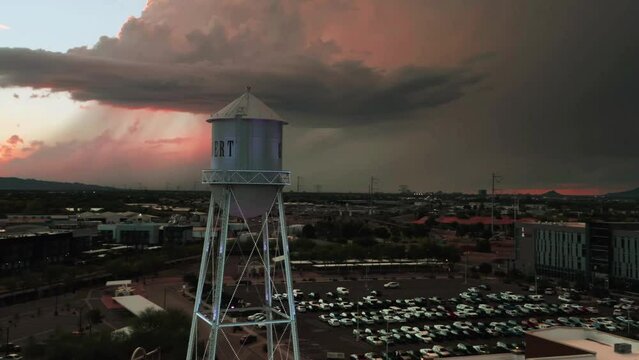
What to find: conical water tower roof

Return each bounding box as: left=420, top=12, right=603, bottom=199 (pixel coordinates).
left=208, top=87, right=286, bottom=123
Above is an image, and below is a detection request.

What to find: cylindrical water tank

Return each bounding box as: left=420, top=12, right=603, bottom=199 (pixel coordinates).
left=209, top=118, right=283, bottom=171
left=207, top=88, right=288, bottom=219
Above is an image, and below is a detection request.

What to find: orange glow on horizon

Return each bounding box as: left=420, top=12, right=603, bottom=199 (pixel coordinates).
left=502, top=188, right=609, bottom=196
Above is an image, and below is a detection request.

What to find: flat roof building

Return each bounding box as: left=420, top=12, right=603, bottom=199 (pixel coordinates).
left=526, top=327, right=639, bottom=359
left=514, top=221, right=639, bottom=291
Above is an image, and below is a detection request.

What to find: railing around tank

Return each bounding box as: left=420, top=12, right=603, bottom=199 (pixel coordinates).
left=201, top=170, right=291, bottom=186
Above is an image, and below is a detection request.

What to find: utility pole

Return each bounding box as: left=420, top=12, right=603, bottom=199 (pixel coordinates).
left=385, top=319, right=390, bottom=355
left=490, top=173, right=503, bottom=234
left=513, top=196, right=519, bottom=238
left=628, top=307, right=631, bottom=336
left=4, top=323, right=10, bottom=355
left=356, top=302, right=360, bottom=341
left=464, top=251, right=468, bottom=285
left=369, top=176, right=379, bottom=215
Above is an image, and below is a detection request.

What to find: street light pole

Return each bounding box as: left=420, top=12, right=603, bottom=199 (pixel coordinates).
left=365, top=263, right=369, bottom=291
left=464, top=252, right=468, bottom=285
left=356, top=302, right=360, bottom=341
left=628, top=307, right=631, bottom=336
left=385, top=319, right=389, bottom=356
left=163, top=287, right=167, bottom=309
left=4, top=323, right=9, bottom=355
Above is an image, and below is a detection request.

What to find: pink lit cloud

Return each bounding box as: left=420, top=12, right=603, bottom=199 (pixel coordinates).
left=145, top=137, right=191, bottom=146
left=0, top=0, right=638, bottom=193
left=6, top=135, right=23, bottom=145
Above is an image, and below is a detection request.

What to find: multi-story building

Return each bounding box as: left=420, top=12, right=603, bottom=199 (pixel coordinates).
left=534, top=222, right=587, bottom=281
left=515, top=221, right=639, bottom=290
left=98, top=223, right=162, bottom=247
left=98, top=223, right=195, bottom=247
left=526, top=327, right=639, bottom=359
left=0, top=230, right=73, bottom=273
left=612, top=229, right=639, bottom=288
left=587, top=222, right=639, bottom=290
left=514, top=222, right=587, bottom=281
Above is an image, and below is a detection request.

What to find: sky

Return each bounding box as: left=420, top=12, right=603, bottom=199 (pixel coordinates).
left=1, top=0, right=638, bottom=194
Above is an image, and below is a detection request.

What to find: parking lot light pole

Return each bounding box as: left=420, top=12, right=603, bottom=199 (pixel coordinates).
left=385, top=319, right=389, bottom=355
left=628, top=307, right=631, bottom=336
left=464, top=252, right=468, bottom=285
left=365, top=264, right=369, bottom=291
left=4, top=323, right=9, bottom=355
left=356, top=302, right=360, bottom=341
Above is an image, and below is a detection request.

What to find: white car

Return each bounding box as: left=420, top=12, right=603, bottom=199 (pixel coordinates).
left=558, top=294, right=572, bottom=302
left=336, top=287, right=350, bottom=295
left=340, top=318, right=354, bottom=326
left=432, top=345, right=450, bottom=357
left=419, top=348, right=439, bottom=358
left=384, top=282, right=400, bottom=289
left=2, top=355, right=24, bottom=360
left=248, top=312, right=265, bottom=321
left=328, top=319, right=340, bottom=327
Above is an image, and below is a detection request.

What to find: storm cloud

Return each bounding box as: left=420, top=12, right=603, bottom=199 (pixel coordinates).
left=0, top=48, right=480, bottom=123
left=1, top=0, right=639, bottom=192
left=0, top=0, right=481, bottom=125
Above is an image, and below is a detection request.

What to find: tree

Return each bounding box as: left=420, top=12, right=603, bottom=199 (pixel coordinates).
left=182, top=273, right=198, bottom=289
left=373, top=227, right=391, bottom=241
left=129, top=309, right=190, bottom=360
left=354, top=236, right=376, bottom=247
left=575, top=274, right=589, bottom=291
left=441, top=246, right=462, bottom=263
left=87, top=309, right=103, bottom=326
left=44, top=265, right=66, bottom=285
left=456, top=225, right=469, bottom=237
left=478, top=262, right=493, bottom=275
left=476, top=239, right=492, bottom=253
left=302, top=224, right=316, bottom=239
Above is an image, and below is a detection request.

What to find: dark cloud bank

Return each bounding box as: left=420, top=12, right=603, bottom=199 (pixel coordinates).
left=1, top=0, right=639, bottom=192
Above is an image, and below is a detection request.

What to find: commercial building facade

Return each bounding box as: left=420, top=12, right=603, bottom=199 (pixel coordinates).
left=98, top=223, right=194, bottom=247
left=515, top=222, right=587, bottom=281
left=0, top=231, right=73, bottom=273
left=587, top=222, right=639, bottom=290
left=514, top=221, right=639, bottom=290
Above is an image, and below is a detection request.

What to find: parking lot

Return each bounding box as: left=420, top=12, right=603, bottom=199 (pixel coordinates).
left=237, top=277, right=637, bottom=359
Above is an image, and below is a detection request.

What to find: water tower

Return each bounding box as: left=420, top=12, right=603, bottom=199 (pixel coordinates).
left=186, top=88, right=301, bottom=360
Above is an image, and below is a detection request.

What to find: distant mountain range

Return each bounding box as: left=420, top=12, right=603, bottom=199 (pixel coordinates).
left=541, top=190, right=563, bottom=197
left=606, top=187, right=639, bottom=198
left=0, top=177, right=117, bottom=191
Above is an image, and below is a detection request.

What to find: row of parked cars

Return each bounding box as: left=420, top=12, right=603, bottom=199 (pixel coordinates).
left=307, top=285, right=637, bottom=359
left=349, top=313, right=632, bottom=347
left=350, top=340, right=524, bottom=360
left=314, top=290, right=602, bottom=327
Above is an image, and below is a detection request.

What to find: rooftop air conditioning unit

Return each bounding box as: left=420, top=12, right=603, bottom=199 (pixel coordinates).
left=614, top=343, right=631, bottom=354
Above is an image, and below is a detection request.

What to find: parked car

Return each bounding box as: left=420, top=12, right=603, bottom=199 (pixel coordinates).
left=384, top=282, right=400, bottom=289
left=337, top=287, right=350, bottom=295
left=240, top=335, right=257, bottom=345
